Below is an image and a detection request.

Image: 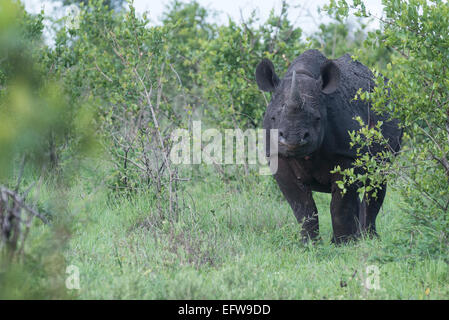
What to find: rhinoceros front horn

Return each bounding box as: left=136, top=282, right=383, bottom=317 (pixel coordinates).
left=289, top=70, right=302, bottom=107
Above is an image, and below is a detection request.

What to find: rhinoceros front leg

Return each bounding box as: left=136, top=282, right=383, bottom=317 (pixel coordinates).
left=273, top=158, right=319, bottom=242
left=330, top=176, right=360, bottom=244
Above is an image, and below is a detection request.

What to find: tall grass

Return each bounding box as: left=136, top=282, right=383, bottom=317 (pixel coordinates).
left=20, top=160, right=445, bottom=299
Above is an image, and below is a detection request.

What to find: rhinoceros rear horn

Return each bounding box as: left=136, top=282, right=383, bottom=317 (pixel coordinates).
left=256, top=58, right=280, bottom=92
left=319, top=60, right=340, bottom=94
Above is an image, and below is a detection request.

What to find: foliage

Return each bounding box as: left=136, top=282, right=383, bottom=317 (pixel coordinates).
left=161, top=0, right=216, bottom=91
left=0, top=0, right=89, bottom=299
left=51, top=1, right=186, bottom=227
left=326, top=0, right=449, bottom=254
left=57, top=0, right=126, bottom=11
left=198, top=1, right=305, bottom=128
left=331, top=116, right=394, bottom=198
left=0, top=1, right=59, bottom=177
left=309, top=13, right=392, bottom=69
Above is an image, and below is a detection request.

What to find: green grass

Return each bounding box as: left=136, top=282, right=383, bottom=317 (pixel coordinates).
left=13, top=164, right=449, bottom=299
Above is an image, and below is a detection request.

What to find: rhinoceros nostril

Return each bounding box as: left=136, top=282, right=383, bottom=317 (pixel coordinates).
left=303, top=132, right=310, bottom=140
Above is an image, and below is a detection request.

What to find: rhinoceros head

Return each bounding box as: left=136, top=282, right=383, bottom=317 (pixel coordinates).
left=256, top=57, right=340, bottom=158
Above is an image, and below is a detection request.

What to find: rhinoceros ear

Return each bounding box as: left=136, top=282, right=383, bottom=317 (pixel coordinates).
left=319, top=60, right=340, bottom=94
left=255, top=58, right=280, bottom=92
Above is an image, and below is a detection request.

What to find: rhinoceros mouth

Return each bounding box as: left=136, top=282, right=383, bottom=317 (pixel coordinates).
left=267, top=139, right=312, bottom=159
left=277, top=144, right=311, bottom=159
left=279, top=140, right=308, bottom=151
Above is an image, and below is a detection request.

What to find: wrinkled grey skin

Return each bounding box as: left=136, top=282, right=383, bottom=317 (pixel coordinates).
left=256, top=49, right=402, bottom=243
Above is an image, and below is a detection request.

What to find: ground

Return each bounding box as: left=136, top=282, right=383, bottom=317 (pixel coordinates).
left=24, top=163, right=449, bottom=299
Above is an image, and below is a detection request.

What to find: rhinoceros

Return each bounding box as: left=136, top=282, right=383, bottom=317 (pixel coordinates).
left=256, top=49, right=402, bottom=243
